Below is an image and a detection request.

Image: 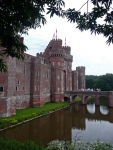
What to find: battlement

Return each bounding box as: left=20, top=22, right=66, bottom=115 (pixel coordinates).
left=47, top=39, right=62, bottom=46
left=62, top=46, right=71, bottom=55
left=62, top=46, right=71, bottom=51
left=76, top=66, right=85, bottom=71
left=35, top=55, right=51, bottom=67
left=45, top=39, right=63, bottom=52
left=24, top=53, right=34, bottom=62
left=50, top=50, right=73, bottom=62
left=50, top=54, right=63, bottom=57
left=52, top=39, right=62, bottom=42
left=72, top=70, right=78, bottom=73
left=36, top=52, right=44, bottom=57
left=76, top=66, right=85, bottom=69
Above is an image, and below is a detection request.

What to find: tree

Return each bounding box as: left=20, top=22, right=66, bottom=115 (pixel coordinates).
left=65, top=0, right=113, bottom=45
left=86, top=78, right=94, bottom=88
left=86, top=74, right=113, bottom=91
left=96, top=78, right=111, bottom=91
left=0, top=0, right=65, bottom=72
left=1, top=0, right=113, bottom=72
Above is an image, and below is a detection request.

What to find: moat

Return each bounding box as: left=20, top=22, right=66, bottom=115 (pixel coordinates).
left=0, top=100, right=113, bottom=145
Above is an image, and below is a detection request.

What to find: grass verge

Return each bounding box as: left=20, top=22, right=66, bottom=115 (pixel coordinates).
left=0, top=102, right=70, bottom=130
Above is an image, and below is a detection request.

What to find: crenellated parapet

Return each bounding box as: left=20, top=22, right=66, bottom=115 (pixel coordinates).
left=33, top=55, right=51, bottom=68
left=45, top=39, right=62, bottom=52
left=76, top=66, right=85, bottom=71
left=62, top=46, right=71, bottom=55
left=24, top=53, right=34, bottom=63
left=49, top=49, right=73, bottom=62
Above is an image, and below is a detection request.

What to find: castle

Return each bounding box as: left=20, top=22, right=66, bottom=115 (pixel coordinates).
left=0, top=37, right=85, bottom=117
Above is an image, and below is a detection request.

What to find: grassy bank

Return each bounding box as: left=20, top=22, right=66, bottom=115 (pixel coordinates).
left=0, top=102, right=69, bottom=130
left=0, top=138, right=113, bottom=150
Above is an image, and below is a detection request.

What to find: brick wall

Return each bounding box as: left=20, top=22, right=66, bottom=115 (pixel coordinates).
left=0, top=38, right=86, bottom=117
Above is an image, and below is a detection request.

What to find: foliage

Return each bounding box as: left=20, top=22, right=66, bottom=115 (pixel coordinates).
left=65, top=0, right=113, bottom=45
left=0, top=138, right=45, bottom=150
left=0, top=138, right=113, bottom=150
left=74, top=97, right=81, bottom=103
left=86, top=73, right=113, bottom=91
left=1, top=0, right=113, bottom=72
left=0, top=102, right=69, bottom=129
left=47, top=140, right=113, bottom=150
left=0, top=0, right=65, bottom=71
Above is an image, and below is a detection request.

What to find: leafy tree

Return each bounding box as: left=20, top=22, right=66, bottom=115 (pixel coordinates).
left=96, top=78, right=111, bottom=91
left=1, top=0, right=113, bottom=72
left=65, top=0, right=113, bottom=45
left=86, top=73, right=113, bottom=91
left=86, top=78, right=94, bottom=88
left=0, top=0, right=65, bottom=72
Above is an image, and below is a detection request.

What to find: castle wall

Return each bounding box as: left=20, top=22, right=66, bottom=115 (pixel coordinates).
left=0, top=57, right=17, bottom=117
left=0, top=57, right=8, bottom=97
left=14, top=54, right=32, bottom=109
left=0, top=38, right=86, bottom=117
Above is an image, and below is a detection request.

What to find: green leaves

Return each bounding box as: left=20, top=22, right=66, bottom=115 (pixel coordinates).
left=1, top=0, right=113, bottom=72
left=86, top=74, right=113, bottom=91
left=0, top=0, right=65, bottom=72
left=64, top=0, right=113, bottom=45
left=0, top=59, right=7, bottom=73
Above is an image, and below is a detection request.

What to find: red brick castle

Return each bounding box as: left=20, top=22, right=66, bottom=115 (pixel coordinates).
left=0, top=37, right=85, bottom=117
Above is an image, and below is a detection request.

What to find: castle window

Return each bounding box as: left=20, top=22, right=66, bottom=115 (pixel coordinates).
left=53, top=62, right=55, bottom=66
left=0, top=86, right=3, bottom=92
left=47, top=71, right=48, bottom=78
left=23, top=87, right=25, bottom=91
left=16, top=86, right=18, bottom=91
left=58, top=62, right=60, bottom=66
left=35, top=86, right=39, bottom=91
left=36, top=71, right=39, bottom=76
left=24, top=66, right=26, bottom=74
left=17, top=80, right=20, bottom=85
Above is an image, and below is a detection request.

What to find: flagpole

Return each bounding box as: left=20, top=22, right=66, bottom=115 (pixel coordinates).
left=56, top=28, right=57, bottom=39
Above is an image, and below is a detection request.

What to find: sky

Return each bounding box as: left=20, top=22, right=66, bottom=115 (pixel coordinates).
left=23, top=0, right=113, bottom=76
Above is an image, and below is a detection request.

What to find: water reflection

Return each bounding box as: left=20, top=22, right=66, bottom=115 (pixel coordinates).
left=100, top=105, right=109, bottom=115
left=87, top=104, right=95, bottom=114
left=0, top=103, right=113, bottom=145
left=87, top=104, right=109, bottom=115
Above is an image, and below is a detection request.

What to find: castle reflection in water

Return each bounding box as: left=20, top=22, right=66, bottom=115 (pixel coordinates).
left=0, top=103, right=113, bottom=145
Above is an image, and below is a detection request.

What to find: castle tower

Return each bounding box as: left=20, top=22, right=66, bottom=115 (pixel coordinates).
left=76, top=67, right=86, bottom=90
left=49, top=39, right=64, bottom=102
left=30, top=56, right=51, bottom=106
left=50, top=56, right=64, bottom=102
left=48, top=39, right=73, bottom=102
left=72, top=70, right=78, bottom=91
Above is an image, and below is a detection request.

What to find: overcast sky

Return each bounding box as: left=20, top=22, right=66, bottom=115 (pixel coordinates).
left=23, top=0, right=113, bottom=76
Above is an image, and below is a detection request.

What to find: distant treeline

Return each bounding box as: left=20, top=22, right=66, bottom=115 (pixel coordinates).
left=86, top=74, right=113, bottom=91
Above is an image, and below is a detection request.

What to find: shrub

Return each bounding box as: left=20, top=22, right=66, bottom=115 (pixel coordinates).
left=47, top=140, right=113, bottom=150
left=0, top=138, right=45, bottom=150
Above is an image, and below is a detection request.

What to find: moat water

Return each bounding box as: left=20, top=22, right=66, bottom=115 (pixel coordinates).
left=0, top=100, right=113, bottom=146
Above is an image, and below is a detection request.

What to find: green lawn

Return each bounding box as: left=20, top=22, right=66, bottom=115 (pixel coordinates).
left=0, top=102, right=70, bottom=129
